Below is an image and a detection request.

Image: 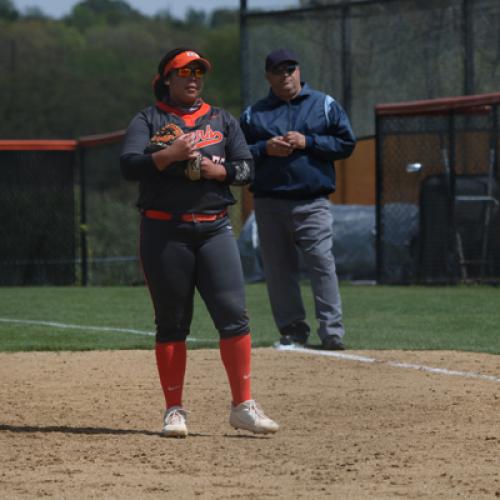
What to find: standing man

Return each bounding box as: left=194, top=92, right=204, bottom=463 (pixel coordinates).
left=240, top=48, right=356, bottom=350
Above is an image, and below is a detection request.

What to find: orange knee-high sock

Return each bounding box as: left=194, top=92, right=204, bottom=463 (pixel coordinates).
left=219, top=333, right=252, bottom=406
left=155, top=341, right=187, bottom=409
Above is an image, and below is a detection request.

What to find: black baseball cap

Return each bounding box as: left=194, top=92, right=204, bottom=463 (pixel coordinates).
left=265, top=48, right=299, bottom=71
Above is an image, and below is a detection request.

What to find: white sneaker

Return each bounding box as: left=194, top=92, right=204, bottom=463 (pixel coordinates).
left=229, top=400, right=279, bottom=435
left=162, top=406, right=188, bottom=438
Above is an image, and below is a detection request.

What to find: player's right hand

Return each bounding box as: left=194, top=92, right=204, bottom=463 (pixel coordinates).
left=167, top=133, right=197, bottom=161
left=153, top=133, right=197, bottom=170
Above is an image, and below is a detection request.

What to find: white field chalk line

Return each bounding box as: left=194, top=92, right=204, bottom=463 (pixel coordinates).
left=0, top=318, right=154, bottom=336
left=276, top=344, right=500, bottom=383
left=0, top=318, right=204, bottom=343
left=2, top=318, right=498, bottom=382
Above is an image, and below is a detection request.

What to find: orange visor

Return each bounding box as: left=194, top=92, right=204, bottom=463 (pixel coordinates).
left=162, top=51, right=212, bottom=76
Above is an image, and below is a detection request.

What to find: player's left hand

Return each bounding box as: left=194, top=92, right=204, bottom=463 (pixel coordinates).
left=284, top=131, right=306, bottom=150
left=200, top=157, right=227, bottom=182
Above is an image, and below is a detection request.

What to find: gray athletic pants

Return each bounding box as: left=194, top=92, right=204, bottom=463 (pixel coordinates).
left=140, top=215, right=249, bottom=342
left=254, top=196, right=344, bottom=341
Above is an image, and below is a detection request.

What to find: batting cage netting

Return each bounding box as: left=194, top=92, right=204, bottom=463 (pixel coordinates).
left=375, top=93, right=500, bottom=284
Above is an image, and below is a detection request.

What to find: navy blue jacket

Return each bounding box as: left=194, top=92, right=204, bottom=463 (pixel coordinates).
left=240, top=82, right=356, bottom=199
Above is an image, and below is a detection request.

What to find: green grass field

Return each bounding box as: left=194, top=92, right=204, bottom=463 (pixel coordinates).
left=0, top=283, right=499, bottom=354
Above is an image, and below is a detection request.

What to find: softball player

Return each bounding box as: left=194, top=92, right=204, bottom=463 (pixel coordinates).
left=120, top=47, right=279, bottom=438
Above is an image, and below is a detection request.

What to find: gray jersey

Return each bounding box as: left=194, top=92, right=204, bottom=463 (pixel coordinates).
left=121, top=102, right=253, bottom=213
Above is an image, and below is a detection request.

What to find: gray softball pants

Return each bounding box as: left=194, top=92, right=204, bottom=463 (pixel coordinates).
left=254, top=196, right=344, bottom=341
left=140, top=215, right=249, bottom=343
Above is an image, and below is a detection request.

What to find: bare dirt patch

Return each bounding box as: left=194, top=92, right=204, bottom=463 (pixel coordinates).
left=1, top=348, right=498, bottom=499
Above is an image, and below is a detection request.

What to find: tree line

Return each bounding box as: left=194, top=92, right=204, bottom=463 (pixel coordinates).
left=0, top=0, right=241, bottom=139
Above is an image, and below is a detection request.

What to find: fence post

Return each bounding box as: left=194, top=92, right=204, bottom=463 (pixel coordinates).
left=446, top=112, right=458, bottom=282
left=78, top=146, right=88, bottom=286
left=240, top=0, right=250, bottom=110
left=341, top=4, right=352, bottom=116
left=375, top=113, right=383, bottom=284
left=463, top=0, right=474, bottom=95
left=240, top=0, right=252, bottom=225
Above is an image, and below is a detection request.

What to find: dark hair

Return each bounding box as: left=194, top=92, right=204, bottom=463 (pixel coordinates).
left=153, top=47, right=207, bottom=101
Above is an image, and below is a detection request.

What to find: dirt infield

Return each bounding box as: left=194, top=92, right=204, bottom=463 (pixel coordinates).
left=1, top=348, right=499, bottom=499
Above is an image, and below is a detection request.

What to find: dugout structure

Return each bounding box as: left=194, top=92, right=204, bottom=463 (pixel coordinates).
left=375, top=92, right=500, bottom=284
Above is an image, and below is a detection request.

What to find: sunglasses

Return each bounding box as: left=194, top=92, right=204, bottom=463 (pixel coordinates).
left=270, top=64, right=297, bottom=76
left=176, top=67, right=206, bottom=78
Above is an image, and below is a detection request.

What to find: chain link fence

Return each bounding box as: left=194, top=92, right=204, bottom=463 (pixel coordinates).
left=3, top=0, right=500, bottom=286
left=80, top=135, right=246, bottom=286
left=376, top=94, right=500, bottom=284
left=241, top=0, right=500, bottom=138
left=0, top=135, right=247, bottom=286
left=241, top=0, right=500, bottom=284
left=0, top=144, right=77, bottom=286
left=78, top=136, right=142, bottom=286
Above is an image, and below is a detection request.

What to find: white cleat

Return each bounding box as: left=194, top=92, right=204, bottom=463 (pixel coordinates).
left=161, top=406, right=188, bottom=438
left=229, top=400, right=279, bottom=435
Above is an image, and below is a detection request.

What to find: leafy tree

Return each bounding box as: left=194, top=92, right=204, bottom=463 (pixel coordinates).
left=203, top=24, right=241, bottom=116
left=185, top=8, right=207, bottom=27
left=210, top=8, right=238, bottom=29
left=0, top=0, right=18, bottom=20
left=65, top=0, right=144, bottom=31
left=23, top=7, right=49, bottom=20
left=0, top=3, right=240, bottom=138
